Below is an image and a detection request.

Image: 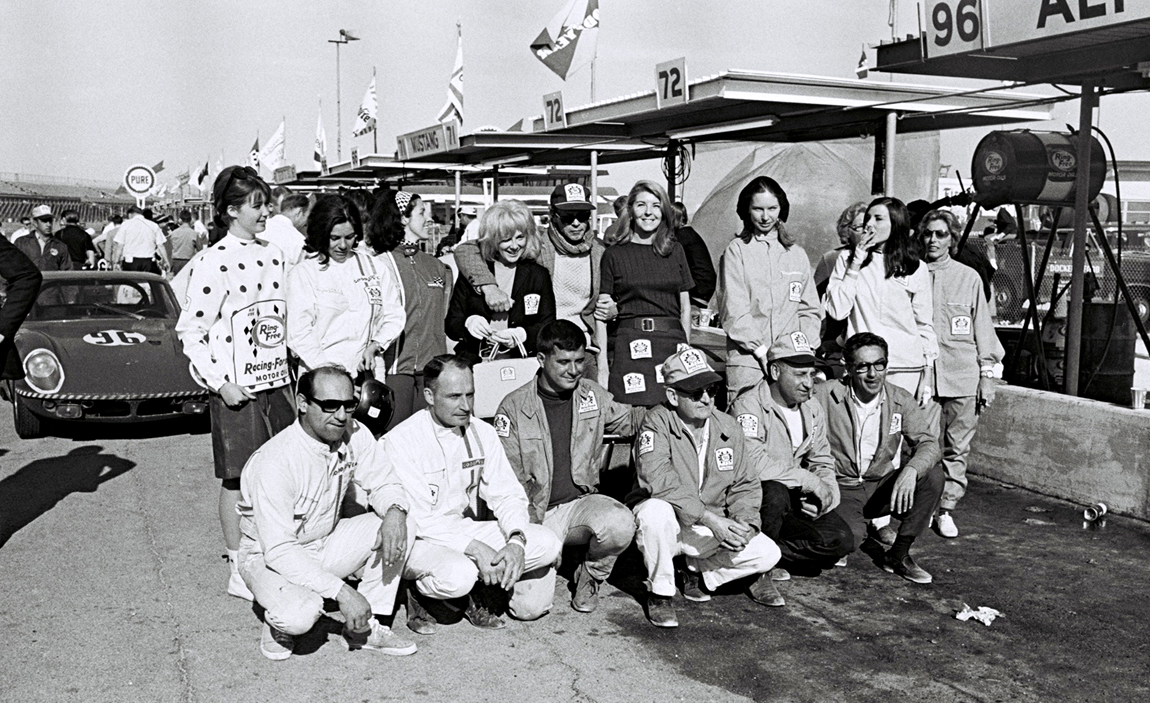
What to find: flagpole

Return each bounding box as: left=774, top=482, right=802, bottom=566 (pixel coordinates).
left=372, top=66, right=378, bottom=154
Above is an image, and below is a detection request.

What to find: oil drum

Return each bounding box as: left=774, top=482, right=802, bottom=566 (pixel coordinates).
left=972, top=131, right=1106, bottom=209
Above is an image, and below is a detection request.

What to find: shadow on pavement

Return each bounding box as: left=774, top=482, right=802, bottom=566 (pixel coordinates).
left=46, top=415, right=210, bottom=442
left=0, top=445, right=135, bottom=547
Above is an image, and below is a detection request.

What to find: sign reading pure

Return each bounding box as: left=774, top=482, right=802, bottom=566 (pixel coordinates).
left=397, top=121, right=461, bottom=160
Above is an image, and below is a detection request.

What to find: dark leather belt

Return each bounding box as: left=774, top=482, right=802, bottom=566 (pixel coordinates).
left=615, top=316, right=681, bottom=333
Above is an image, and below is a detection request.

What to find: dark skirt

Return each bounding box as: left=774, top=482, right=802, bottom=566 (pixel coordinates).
left=607, top=325, right=687, bottom=407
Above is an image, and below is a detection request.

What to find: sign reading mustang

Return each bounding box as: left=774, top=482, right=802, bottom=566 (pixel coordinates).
left=397, top=121, right=460, bottom=160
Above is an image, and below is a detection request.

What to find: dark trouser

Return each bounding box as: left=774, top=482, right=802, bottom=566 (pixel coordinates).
left=386, top=373, right=428, bottom=432
left=172, top=258, right=191, bottom=275
left=760, top=481, right=855, bottom=567
left=122, top=258, right=160, bottom=274
left=832, top=465, right=945, bottom=550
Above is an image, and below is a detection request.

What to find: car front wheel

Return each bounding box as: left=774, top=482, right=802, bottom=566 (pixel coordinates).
left=13, top=392, right=43, bottom=439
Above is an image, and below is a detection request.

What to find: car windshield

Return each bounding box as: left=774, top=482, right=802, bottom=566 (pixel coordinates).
left=28, top=278, right=177, bottom=321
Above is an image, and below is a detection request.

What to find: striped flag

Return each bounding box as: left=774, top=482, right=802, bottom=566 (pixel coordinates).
left=436, top=25, right=464, bottom=125
left=530, top=0, right=599, bottom=81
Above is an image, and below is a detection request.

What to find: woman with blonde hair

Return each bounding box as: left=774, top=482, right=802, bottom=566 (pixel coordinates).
left=445, top=199, right=555, bottom=365
left=600, top=180, right=694, bottom=406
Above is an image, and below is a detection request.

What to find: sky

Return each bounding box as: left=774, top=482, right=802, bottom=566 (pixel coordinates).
left=3, top=0, right=1148, bottom=194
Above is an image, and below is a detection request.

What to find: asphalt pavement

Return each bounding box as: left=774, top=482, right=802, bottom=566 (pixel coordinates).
left=1, top=405, right=1148, bottom=703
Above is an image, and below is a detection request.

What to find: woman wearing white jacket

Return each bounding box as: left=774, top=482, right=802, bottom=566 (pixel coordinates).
left=287, top=194, right=404, bottom=380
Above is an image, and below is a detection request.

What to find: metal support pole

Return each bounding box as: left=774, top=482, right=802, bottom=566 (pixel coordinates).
left=884, top=112, right=897, bottom=195
left=453, top=170, right=462, bottom=235
left=954, top=203, right=981, bottom=257
left=590, top=150, right=599, bottom=232
left=492, top=166, right=499, bottom=202
left=666, top=139, right=678, bottom=204
left=1015, top=203, right=1050, bottom=390
left=335, top=43, right=342, bottom=160
left=1064, top=83, right=1097, bottom=396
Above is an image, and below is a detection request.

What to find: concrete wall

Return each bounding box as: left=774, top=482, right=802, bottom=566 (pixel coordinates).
left=969, top=385, right=1150, bottom=520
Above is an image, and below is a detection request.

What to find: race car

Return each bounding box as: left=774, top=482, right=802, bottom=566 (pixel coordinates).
left=5, top=270, right=208, bottom=438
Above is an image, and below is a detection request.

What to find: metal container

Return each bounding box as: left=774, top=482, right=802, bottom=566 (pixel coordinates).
left=972, top=130, right=1106, bottom=209
left=1084, top=502, right=1108, bottom=521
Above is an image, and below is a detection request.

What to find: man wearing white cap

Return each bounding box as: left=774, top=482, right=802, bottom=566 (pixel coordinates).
left=457, top=206, right=481, bottom=243
left=631, top=347, right=781, bottom=628
left=15, top=206, right=72, bottom=273
left=729, top=332, right=854, bottom=606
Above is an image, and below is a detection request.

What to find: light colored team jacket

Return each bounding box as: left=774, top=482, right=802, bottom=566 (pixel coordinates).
left=286, top=251, right=405, bottom=374
left=381, top=409, right=532, bottom=554
left=237, top=420, right=409, bottom=599
left=927, top=257, right=1003, bottom=398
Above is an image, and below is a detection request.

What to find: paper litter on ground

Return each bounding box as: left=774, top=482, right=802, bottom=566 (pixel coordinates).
left=956, top=604, right=1002, bottom=626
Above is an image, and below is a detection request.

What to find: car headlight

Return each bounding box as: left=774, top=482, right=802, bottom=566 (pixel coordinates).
left=24, top=348, right=64, bottom=394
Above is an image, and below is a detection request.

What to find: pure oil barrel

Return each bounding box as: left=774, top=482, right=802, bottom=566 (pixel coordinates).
left=972, top=131, right=1106, bottom=209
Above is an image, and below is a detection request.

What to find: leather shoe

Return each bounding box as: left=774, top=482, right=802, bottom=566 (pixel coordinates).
left=646, top=594, right=678, bottom=628
left=882, top=553, right=933, bottom=584
left=464, top=588, right=507, bottom=630
left=748, top=575, right=785, bottom=607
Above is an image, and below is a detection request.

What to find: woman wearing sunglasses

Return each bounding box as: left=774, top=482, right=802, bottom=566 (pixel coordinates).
left=175, top=165, right=295, bottom=602
left=600, top=180, right=694, bottom=407
left=366, top=190, right=453, bottom=430
left=451, top=183, right=613, bottom=380
left=286, top=194, right=404, bottom=381
left=824, top=196, right=938, bottom=404
left=446, top=199, right=555, bottom=366
left=717, top=176, right=821, bottom=400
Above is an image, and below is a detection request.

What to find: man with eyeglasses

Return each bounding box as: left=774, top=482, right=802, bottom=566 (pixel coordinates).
left=10, top=216, right=32, bottom=243
left=919, top=210, right=1002, bottom=539
left=15, top=205, right=72, bottom=272
left=631, top=348, right=781, bottom=628
left=382, top=355, right=562, bottom=632
left=730, top=332, right=854, bottom=606
left=236, top=365, right=417, bottom=660
left=817, top=332, right=943, bottom=583
left=453, top=183, right=616, bottom=380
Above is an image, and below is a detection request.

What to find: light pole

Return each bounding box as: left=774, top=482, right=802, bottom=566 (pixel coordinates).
left=328, top=29, right=360, bottom=160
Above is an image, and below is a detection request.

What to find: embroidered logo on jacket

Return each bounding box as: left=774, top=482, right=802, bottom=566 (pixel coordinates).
left=637, top=430, right=654, bottom=455
left=715, top=447, right=735, bottom=470
left=494, top=414, right=511, bottom=437
left=736, top=414, right=759, bottom=437
left=889, top=412, right=903, bottom=435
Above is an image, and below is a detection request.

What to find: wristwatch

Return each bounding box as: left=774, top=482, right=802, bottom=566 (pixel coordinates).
left=508, top=530, right=527, bottom=548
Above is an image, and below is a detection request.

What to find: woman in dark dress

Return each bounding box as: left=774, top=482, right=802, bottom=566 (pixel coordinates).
left=601, top=180, right=694, bottom=407
left=445, top=199, right=555, bottom=365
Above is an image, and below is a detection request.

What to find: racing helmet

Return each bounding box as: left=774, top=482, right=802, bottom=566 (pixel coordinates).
left=355, top=378, right=395, bottom=437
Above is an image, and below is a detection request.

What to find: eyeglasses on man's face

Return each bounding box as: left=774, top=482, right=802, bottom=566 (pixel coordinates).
left=848, top=359, right=888, bottom=374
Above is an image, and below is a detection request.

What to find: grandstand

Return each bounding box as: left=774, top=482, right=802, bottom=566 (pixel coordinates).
left=0, top=172, right=135, bottom=225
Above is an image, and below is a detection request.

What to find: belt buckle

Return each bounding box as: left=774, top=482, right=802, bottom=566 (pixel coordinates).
left=641, top=318, right=654, bottom=332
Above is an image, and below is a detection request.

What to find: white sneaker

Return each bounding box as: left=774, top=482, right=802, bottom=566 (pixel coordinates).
left=834, top=557, right=848, bottom=568
left=935, top=512, right=959, bottom=539
left=260, top=622, right=294, bottom=661
left=344, top=621, right=418, bottom=656
left=228, top=568, right=254, bottom=601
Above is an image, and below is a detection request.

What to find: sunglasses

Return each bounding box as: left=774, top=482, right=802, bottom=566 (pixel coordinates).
left=922, top=228, right=951, bottom=240
left=308, top=396, right=358, bottom=414
left=678, top=383, right=721, bottom=402
left=848, top=359, right=888, bottom=374
left=221, top=166, right=259, bottom=196
left=558, top=210, right=591, bottom=224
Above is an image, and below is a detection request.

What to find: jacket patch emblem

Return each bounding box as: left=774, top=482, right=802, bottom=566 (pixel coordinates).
left=638, top=430, right=655, bottom=455
left=629, top=338, right=652, bottom=359
left=715, top=447, right=735, bottom=470
left=577, top=393, right=598, bottom=414
left=736, top=413, right=759, bottom=437
left=493, top=414, right=511, bottom=437
left=429, top=484, right=439, bottom=506
left=524, top=293, right=541, bottom=316
left=654, top=364, right=665, bottom=384
left=789, top=280, right=803, bottom=302
left=790, top=331, right=812, bottom=354
left=951, top=315, right=972, bottom=336
left=500, top=366, right=517, bottom=382
left=623, top=373, right=646, bottom=394
left=678, top=348, right=707, bottom=374
left=889, top=412, right=903, bottom=435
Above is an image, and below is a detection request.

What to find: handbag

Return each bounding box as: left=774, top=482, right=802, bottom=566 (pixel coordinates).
left=471, top=341, right=539, bottom=419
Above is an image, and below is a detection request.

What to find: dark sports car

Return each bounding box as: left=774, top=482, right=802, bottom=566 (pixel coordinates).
left=5, top=271, right=208, bottom=438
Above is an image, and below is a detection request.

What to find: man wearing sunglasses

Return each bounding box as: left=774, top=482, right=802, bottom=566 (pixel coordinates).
left=631, top=348, right=781, bottom=627
left=236, top=366, right=416, bottom=660
left=453, top=183, right=616, bottom=380
left=817, top=332, right=943, bottom=584
left=15, top=205, right=72, bottom=273
left=730, top=333, right=854, bottom=606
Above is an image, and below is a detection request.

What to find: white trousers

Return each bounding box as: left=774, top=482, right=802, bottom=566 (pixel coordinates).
left=633, top=498, right=780, bottom=598
left=403, top=519, right=561, bottom=620
left=238, top=512, right=413, bottom=636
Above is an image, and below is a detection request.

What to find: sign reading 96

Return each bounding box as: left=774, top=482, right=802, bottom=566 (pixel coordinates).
left=927, top=0, right=984, bottom=57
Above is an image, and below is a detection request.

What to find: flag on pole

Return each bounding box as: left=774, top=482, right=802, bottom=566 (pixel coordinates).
left=314, top=106, right=328, bottom=169
left=436, top=25, right=464, bottom=125
left=177, top=169, right=190, bottom=186
left=194, top=161, right=209, bottom=185
left=155, top=183, right=168, bottom=198
left=530, top=0, right=599, bottom=81
left=249, top=138, right=260, bottom=169
left=353, top=75, right=377, bottom=137
left=152, top=160, right=166, bottom=174
left=856, top=45, right=869, bottom=79
left=259, top=120, right=286, bottom=170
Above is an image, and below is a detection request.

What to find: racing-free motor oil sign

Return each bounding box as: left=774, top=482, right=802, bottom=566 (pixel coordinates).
left=231, top=299, right=289, bottom=390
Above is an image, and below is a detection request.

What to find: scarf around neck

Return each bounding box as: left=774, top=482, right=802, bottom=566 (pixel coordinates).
left=547, top=221, right=593, bottom=257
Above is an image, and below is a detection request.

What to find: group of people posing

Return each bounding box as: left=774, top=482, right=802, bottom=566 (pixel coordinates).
left=173, top=164, right=1001, bottom=659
